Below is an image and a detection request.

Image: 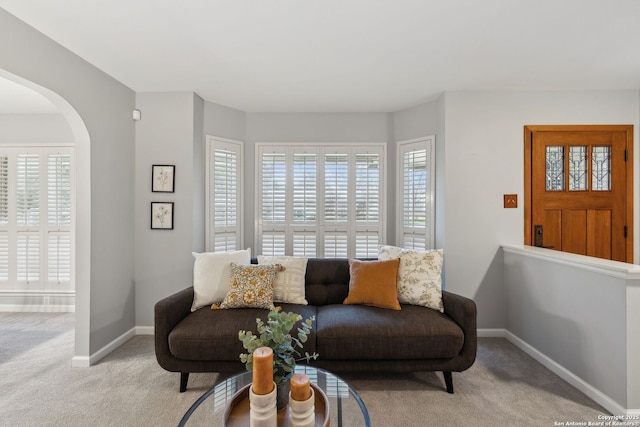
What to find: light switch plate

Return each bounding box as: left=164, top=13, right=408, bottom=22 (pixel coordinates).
left=504, top=194, right=517, bottom=208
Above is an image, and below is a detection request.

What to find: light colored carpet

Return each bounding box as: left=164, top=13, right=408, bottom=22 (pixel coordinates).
left=0, top=312, right=609, bottom=426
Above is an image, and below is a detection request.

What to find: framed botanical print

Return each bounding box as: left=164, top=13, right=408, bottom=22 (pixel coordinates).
left=151, top=202, right=174, bottom=230
left=152, top=165, right=175, bottom=193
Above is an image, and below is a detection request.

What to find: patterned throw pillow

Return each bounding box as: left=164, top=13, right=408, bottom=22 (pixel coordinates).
left=218, top=263, right=283, bottom=309
left=378, top=245, right=444, bottom=312
left=257, top=256, right=308, bottom=305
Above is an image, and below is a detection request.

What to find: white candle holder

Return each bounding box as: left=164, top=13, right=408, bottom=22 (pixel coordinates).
left=249, top=382, right=277, bottom=427
left=288, top=388, right=315, bottom=427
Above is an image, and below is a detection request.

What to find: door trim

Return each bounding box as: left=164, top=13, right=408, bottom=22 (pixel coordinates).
left=524, top=124, right=634, bottom=262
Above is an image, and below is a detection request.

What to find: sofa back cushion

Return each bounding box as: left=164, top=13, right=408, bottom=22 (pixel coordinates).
left=304, top=259, right=351, bottom=305
left=252, top=258, right=376, bottom=306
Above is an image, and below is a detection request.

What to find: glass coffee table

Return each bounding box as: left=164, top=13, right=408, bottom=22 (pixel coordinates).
left=179, top=365, right=371, bottom=426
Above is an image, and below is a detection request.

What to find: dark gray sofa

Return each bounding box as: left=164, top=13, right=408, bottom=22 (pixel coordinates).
left=155, top=258, right=477, bottom=393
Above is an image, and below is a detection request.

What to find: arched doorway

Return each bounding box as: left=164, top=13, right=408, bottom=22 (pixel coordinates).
left=0, top=69, right=91, bottom=364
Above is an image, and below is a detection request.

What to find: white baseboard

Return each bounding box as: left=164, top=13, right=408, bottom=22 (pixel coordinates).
left=71, top=356, right=90, bottom=368
left=135, top=326, right=154, bottom=335
left=503, top=330, right=631, bottom=416
left=477, top=328, right=506, bottom=338
left=0, top=304, right=74, bottom=312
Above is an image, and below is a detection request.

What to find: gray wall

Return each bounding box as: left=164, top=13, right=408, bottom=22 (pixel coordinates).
left=134, top=92, right=200, bottom=326
left=0, top=8, right=136, bottom=356
left=134, top=96, right=246, bottom=326
left=0, top=114, right=73, bottom=143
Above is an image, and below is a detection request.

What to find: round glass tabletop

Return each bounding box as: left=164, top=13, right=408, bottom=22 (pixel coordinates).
left=179, top=365, right=371, bottom=427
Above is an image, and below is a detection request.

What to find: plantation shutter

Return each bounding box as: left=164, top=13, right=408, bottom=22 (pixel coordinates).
left=47, top=154, right=72, bottom=284
left=17, top=154, right=40, bottom=227
left=257, top=144, right=385, bottom=257
left=260, top=150, right=287, bottom=256
left=354, top=152, right=381, bottom=257
left=0, top=232, right=8, bottom=281
left=0, top=156, right=8, bottom=281
left=398, top=138, right=434, bottom=250
left=324, top=152, right=349, bottom=223
left=0, top=147, right=74, bottom=291
left=0, top=155, right=8, bottom=227
left=210, top=140, right=242, bottom=252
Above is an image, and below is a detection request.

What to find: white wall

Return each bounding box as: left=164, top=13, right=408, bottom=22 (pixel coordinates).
left=0, top=8, right=136, bottom=358
left=0, top=114, right=73, bottom=143
left=443, top=90, right=640, bottom=329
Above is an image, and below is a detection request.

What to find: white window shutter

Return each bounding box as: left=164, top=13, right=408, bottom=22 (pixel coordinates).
left=355, top=153, right=380, bottom=223
left=257, top=143, right=385, bottom=257
left=207, top=137, right=243, bottom=252
left=398, top=137, right=434, bottom=250
left=261, top=231, right=286, bottom=257
left=0, top=155, right=8, bottom=226
left=324, top=153, right=349, bottom=223
left=292, top=153, right=317, bottom=223
left=261, top=152, right=287, bottom=223
left=0, top=147, right=74, bottom=292
left=47, top=154, right=72, bottom=227
left=293, top=232, right=316, bottom=257
left=0, top=232, right=8, bottom=281
left=17, top=154, right=40, bottom=227
left=17, top=232, right=40, bottom=283
left=48, top=232, right=71, bottom=283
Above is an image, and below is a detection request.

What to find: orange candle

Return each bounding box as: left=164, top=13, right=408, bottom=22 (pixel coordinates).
left=290, top=373, right=311, bottom=401
left=252, top=347, right=274, bottom=395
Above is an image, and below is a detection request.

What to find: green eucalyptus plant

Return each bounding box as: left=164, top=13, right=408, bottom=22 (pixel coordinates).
left=239, top=307, right=319, bottom=385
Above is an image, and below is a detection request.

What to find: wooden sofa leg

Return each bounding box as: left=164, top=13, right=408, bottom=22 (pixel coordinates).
left=180, top=372, right=189, bottom=392
left=443, top=371, right=454, bottom=394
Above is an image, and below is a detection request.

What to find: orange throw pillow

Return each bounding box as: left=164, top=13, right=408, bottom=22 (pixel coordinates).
left=344, top=258, right=401, bottom=310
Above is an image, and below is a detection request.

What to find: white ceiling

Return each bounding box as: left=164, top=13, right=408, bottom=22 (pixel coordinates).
left=1, top=0, right=640, bottom=113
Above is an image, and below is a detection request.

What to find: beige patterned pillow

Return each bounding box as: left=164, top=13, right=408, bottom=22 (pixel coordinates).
left=378, top=245, right=444, bottom=312
left=218, top=263, right=283, bottom=309
left=258, top=256, right=308, bottom=305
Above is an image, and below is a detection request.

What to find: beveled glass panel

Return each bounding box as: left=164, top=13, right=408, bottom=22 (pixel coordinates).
left=592, top=146, right=611, bottom=191
left=546, top=146, right=564, bottom=191
left=569, top=146, right=587, bottom=191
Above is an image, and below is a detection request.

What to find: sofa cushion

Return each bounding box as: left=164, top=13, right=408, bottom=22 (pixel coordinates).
left=315, top=304, right=463, bottom=360
left=169, top=304, right=318, bottom=362
left=304, top=258, right=351, bottom=305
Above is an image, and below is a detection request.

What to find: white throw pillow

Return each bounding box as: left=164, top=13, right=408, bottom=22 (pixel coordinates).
left=191, top=249, right=251, bottom=311
left=378, top=245, right=444, bottom=312
left=257, top=255, right=308, bottom=305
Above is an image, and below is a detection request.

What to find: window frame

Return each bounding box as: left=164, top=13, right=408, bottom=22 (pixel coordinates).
left=205, top=135, right=244, bottom=252
left=255, top=142, right=386, bottom=258
left=396, top=136, right=435, bottom=250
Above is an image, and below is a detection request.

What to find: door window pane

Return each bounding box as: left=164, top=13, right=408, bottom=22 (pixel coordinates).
left=546, top=146, right=564, bottom=191
left=569, top=146, right=587, bottom=191
left=592, top=146, right=611, bottom=191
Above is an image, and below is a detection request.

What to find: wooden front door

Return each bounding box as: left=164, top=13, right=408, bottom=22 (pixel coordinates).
left=525, top=125, right=633, bottom=262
